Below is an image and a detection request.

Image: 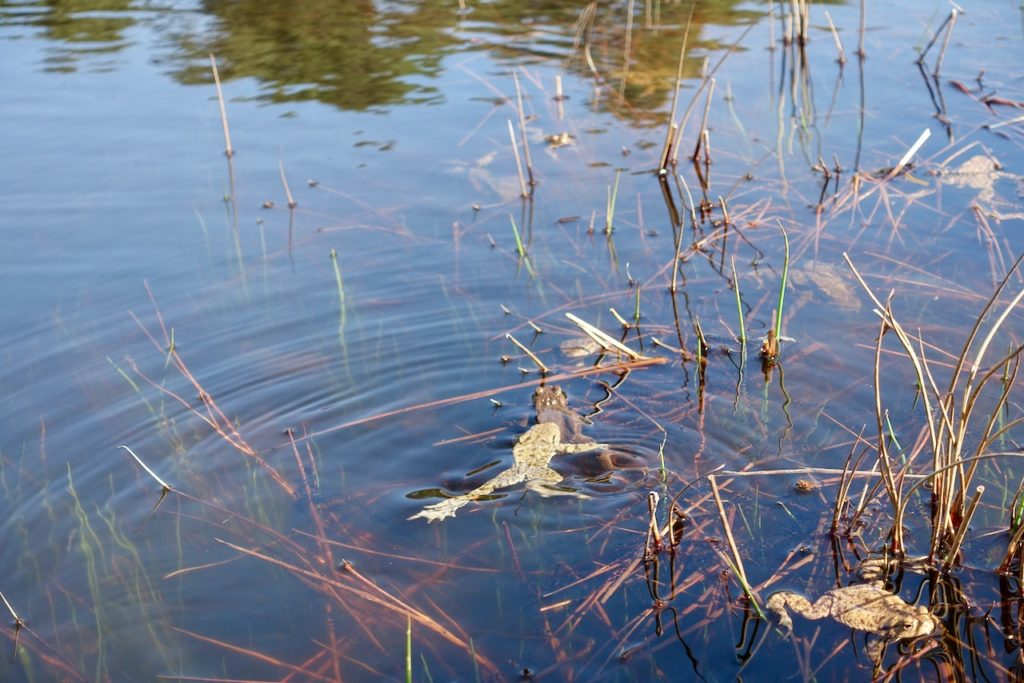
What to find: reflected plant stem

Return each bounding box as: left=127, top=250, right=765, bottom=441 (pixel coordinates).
left=619, top=0, right=635, bottom=101
left=669, top=21, right=756, bottom=166
left=658, top=6, right=692, bottom=173
left=330, top=249, right=353, bottom=383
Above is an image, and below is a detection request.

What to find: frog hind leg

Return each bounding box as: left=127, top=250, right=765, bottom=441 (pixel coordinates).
left=524, top=465, right=589, bottom=499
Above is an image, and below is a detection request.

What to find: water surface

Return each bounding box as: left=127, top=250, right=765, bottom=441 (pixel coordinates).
left=1, top=0, right=1023, bottom=680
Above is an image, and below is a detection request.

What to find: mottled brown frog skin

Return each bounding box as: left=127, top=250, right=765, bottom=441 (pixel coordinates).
left=534, top=385, right=636, bottom=471
left=767, top=582, right=938, bottom=639
left=532, top=385, right=591, bottom=443
left=408, top=386, right=608, bottom=523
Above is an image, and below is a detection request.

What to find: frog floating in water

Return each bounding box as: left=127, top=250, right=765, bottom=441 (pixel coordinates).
left=767, top=581, right=937, bottom=640
left=533, top=385, right=592, bottom=442
left=408, top=386, right=607, bottom=523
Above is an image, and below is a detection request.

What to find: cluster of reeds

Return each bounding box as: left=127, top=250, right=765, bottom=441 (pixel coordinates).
left=836, top=253, right=1024, bottom=574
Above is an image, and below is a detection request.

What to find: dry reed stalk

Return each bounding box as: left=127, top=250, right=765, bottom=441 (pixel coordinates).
left=0, top=615, right=86, bottom=682
left=170, top=625, right=337, bottom=681
left=658, top=123, right=678, bottom=175
left=795, top=0, right=809, bottom=46
left=917, top=9, right=955, bottom=66
left=279, top=160, right=297, bottom=208
left=512, top=71, right=535, bottom=187
left=129, top=295, right=296, bottom=495
left=933, top=9, right=958, bottom=77
left=286, top=355, right=666, bottom=447
left=555, top=74, right=565, bottom=120
left=857, top=0, right=866, bottom=58
left=585, top=479, right=724, bottom=610
left=123, top=354, right=295, bottom=495
left=294, top=528, right=498, bottom=573
left=221, top=538, right=502, bottom=676
left=884, top=128, right=931, bottom=182
left=846, top=251, right=1024, bottom=556
left=287, top=432, right=342, bottom=678
left=0, top=591, right=23, bottom=656
left=872, top=312, right=905, bottom=548
left=505, top=333, right=550, bottom=373
left=118, top=445, right=172, bottom=493
left=718, top=464, right=924, bottom=479
left=675, top=173, right=697, bottom=228
left=659, top=6, right=693, bottom=173
left=824, top=11, right=846, bottom=64
left=718, top=196, right=731, bottom=225
left=502, top=521, right=526, bottom=581
left=564, top=312, right=645, bottom=359
left=693, top=78, right=716, bottom=162
left=831, top=427, right=868, bottom=531
left=506, top=119, right=529, bottom=198
left=669, top=23, right=755, bottom=166
left=1000, top=512, right=1024, bottom=572
left=609, top=307, right=631, bottom=328
left=644, top=492, right=663, bottom=557
left=209, top=53, right=233, bottom=157
left=941, top=484, right=983, bottom=571
left=618, top=0, right=635, bottom=100
left=707, top=475, right=761, bottom=613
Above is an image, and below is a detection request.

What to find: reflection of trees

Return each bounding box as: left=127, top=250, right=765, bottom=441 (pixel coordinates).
left=7, top=0, right=810, bottom=120
left=166, top=0, right=766, bottom=120
left=167, top=0, right=461, bottom=111
left=4, top=0, right=136, bottom=72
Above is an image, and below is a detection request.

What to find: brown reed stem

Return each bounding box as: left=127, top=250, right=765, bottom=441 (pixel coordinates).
left=286, top=356, right=666, bottom=447
left=824, top=11, right=847, bottom=65
left=659, top=4, right=694, bottom=174
left=507, top=119, right=529, bottom=198
left=916, top=8, right=953, bottom=64
left=209, top=53, right=233, bottom=157
left=512, top=71, right=535, bottom=187
left=857, top=0, right=866, bottom=59
left=505, top=333, right=550, bottom=374
left=693, top=77, right=716, bottom=161
left=941, top=484, right=983, bottom=571
left=216, top=539, right=501, bottom=676
left=708, top=475, right=762, bottom=614
left=279, top=160, right=297, bottom=208
left=933, top=9, right=958, bottom=77
left=555, top=74, right=565, bottom=120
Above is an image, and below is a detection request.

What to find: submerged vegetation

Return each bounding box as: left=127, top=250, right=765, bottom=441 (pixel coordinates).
left=3, top=0, right=1024, bottom=681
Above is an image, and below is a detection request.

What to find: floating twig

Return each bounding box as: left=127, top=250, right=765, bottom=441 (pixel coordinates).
left=565, top=312, right=646, bottom=360
left=505, top=333, right=550, bottom=374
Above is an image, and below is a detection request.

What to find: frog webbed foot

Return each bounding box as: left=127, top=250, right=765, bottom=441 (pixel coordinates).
left=408, top=497, right=470, bottom=523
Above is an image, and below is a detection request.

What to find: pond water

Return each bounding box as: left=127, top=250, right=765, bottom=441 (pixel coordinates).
left=2, top=0, right=1024, bottom=680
